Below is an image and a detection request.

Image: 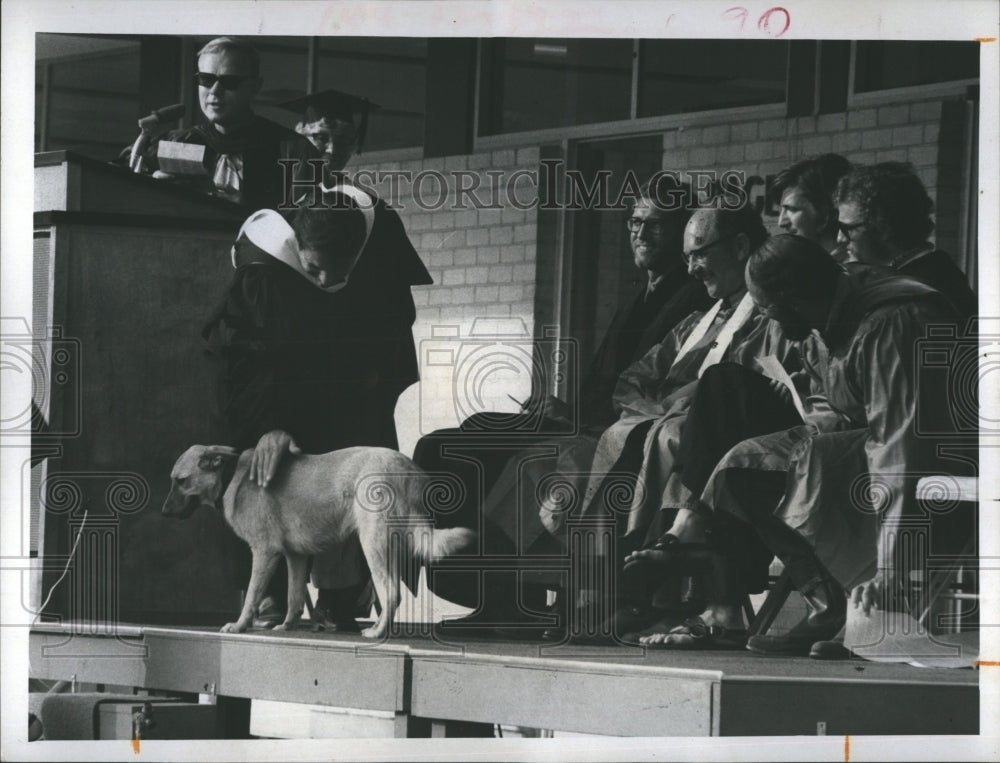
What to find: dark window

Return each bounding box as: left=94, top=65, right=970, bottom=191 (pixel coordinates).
left=854, top=41, right=979, bottom=92
left=316, top=37, right=427, bottom=151
left=638, top=40, right=788, bottom=117
left=36, top=35, right=141, bottom=158
left=479, top=39, right=633, bottom=135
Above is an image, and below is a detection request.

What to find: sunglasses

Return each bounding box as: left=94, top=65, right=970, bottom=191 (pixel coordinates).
left=194, top=72, right=252, bottom=90
left=837, top=220, right=869, bottom=240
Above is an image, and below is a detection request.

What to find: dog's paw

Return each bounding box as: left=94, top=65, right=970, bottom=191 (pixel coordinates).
left=272, top=622, right=299, bottom=632
left=220, top=621, right=247, bottom=634
left=361, top=626, right=384, bottom=639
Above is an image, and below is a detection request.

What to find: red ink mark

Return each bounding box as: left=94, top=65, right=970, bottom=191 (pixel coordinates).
left=665, top=13, right=676, bottom=28
left=131, top=737, right=140, bottom=754
left=976, top=37, right=997, bottom=43
left=759, top=7, right=791, bottom=37
left=844, top=734, right=850, bottom=762
left=723, top=7, right=749, bottom=33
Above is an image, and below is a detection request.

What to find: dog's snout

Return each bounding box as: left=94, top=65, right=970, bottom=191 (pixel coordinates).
left=162, top=486, right=199, bottom=519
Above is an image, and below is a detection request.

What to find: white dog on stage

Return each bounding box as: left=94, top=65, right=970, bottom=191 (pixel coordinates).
left=163, top=444, right=474, bottom=638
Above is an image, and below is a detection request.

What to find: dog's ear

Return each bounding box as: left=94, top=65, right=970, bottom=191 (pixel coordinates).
left=198, top=453, right=227, bottom=471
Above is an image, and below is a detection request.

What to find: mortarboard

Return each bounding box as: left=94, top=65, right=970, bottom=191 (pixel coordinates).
left=278, top=89, right=380, bottom=152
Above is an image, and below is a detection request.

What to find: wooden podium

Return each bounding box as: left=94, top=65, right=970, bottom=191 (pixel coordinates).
left=32, top=151, right=255, bottom=626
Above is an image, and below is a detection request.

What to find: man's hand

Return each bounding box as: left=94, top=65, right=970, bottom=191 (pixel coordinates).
left=767, top=377, right=793, bottom=406
left=851, top=570, right=903, bottom=616
left=250, top=430, right=302, bottom=488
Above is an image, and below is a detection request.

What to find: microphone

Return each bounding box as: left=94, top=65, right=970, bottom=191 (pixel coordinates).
left=137, top=103, right=186, bottom=131
left=130, top=104, right=186, bottom=172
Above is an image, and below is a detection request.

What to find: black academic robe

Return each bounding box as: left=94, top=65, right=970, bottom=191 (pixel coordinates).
left=577, top=269, right=712, bottom=429
left=897, top=250, right=977, bottom=325
left=139, top=116, right=319, bottom=211
left=203, top=200, right=431, bottom=454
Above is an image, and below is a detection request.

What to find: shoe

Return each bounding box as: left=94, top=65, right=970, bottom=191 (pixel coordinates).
left=252, top=595, right=285, bottom=629
left=747, top=576, right=846, bottom=655
left=639, top=616, right=748, bottom=650
left=311, top=588, right=361, bottom=633
left=809, top=639, right=851, bottom=660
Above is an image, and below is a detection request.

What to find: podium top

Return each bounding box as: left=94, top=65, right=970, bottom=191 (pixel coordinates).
left=35, top=150, right=251, bottom=226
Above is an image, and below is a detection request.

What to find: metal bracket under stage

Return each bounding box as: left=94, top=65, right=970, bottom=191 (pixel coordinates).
left=28, top=622, right=979, bottom=738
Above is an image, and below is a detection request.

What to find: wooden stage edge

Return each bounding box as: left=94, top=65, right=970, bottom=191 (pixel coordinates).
left=29, top=622, right=980, bottom=738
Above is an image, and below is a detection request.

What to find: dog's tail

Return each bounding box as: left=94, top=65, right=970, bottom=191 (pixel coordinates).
left=425, top=526, right=476, bottom=562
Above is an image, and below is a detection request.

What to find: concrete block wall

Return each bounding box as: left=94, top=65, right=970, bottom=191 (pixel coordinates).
left=362, top=148, right=541, bottom=455
left=663, top=99, right=958, bottom=247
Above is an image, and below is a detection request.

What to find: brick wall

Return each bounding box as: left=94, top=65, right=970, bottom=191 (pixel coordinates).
left=363, top=148, right=541, bottom=455
left=663, top=99, right=966, bottom=255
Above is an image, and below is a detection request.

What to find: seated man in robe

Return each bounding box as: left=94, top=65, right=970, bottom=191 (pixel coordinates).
left=126, top=36, right=318, bottom=211
left=617, top=154, right=852, bottom=628
left=438, top=203, right=800, bottom=640
left=834, top=161, right=976, bottom=321
left=634, top=235, right=961, bottom=653
left=421, top=178, right=710, bottom=613
left=630, top=161, right=978, bottom=651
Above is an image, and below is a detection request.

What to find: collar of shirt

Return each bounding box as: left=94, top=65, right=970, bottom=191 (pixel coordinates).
left=719, top=286, right=748, bottom=317
left=890, top=244, right=935, bottom=271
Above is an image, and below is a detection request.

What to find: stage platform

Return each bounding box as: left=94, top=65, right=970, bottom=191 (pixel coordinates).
left=29, top=622, right=979, bottom=738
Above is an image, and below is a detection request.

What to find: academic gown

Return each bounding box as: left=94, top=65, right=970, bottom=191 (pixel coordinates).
left=203, top=199, right=431, bottom=455
left=896, top=249, right=977, bottom=325
left=702, top=269, right=961, bottom=589
left=528, top=299, right=800, bottom=552
left=475, top=274, right=711, bottom=556
left=137, top=116, right=319, bottom=211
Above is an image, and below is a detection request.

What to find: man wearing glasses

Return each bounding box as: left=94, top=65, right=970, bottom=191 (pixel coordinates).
left=131, top=37, right=318, bottom=210
left=835, top=162, right=976, bottom=321
left=428, top=178, right=712, bottom=635
left=539, top=205, right=802, bottom=641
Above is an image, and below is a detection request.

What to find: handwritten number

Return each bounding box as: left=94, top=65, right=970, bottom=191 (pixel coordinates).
left=723, top=6, right=750, bottom=32
left=759, top=7, right=791, bottom=37
left=723, top=6, right=791, bottom=37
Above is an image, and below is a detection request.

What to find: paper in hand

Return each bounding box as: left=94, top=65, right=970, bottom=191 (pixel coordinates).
left=157, top=141, right=209, bottom=176
left=756, top=355, right=807, bottom=421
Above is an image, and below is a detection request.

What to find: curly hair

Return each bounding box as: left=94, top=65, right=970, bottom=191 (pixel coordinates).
left=833, top=162, right=934, bottom=249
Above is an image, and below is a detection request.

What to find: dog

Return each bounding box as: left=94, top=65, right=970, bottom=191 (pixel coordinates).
left=162, top=444, right=475, bottom=638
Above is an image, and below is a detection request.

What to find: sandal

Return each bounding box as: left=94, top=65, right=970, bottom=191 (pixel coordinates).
left=639, top=616, right=748, bottom=650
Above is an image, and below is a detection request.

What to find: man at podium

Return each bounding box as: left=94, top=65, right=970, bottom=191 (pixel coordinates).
left=127, top=36, right=319, bottom=210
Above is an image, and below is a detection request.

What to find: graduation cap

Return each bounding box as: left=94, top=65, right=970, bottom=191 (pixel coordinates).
left=278, top=89, right=380, bottom=152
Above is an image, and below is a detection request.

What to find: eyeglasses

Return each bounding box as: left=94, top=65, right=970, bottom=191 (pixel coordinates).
left=837, top=220, right=869, bottom=240
left=194, top=72, right=252, bottom=90
left=626, top=217, right=667, bottom=237
left=682, top=233, right=739, bottom=265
